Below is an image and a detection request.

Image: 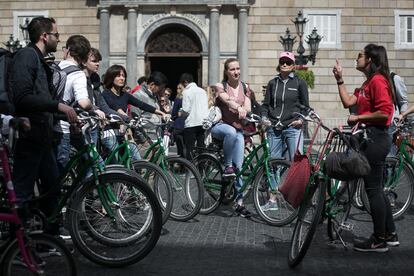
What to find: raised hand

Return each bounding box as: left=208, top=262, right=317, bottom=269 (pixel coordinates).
left=332, top=59, right=343, bottom=81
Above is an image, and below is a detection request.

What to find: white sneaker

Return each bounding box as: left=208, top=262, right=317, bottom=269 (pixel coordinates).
left=261, top=201, right=278, bottom=211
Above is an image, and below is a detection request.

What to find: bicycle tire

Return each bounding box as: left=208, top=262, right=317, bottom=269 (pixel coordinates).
left=67, top=171, right=162, bottom=267
left=193, top=153, right=224, bottom=214
left=288, top=177, right=326, bottom=268
left=384, top=156, right=414, bottom=219
left=132, top=160, right=173, bottom=225
left=352, top=178, right=366, bottom=210
left=1, top=233, right=76, bottom=276
left=253, top=158, right=298, bottom=226
left=164, top=156, right=203, bottom=221
left=327, top=179, right=356, bottom=241
left=359, top=157, right=414, bottom=219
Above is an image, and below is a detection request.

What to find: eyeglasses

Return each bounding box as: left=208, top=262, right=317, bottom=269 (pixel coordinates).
left=47, top=32, right=60, bottom=39
left=357, top=53, right=365, bottom=59
left=279, top=60, right=294, bottom=66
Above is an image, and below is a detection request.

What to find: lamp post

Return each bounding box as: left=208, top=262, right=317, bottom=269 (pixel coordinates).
left=4, top=34, right=22, bottom=52
left=3, top=17, right=30, bottom=52
left=279, top=11, right=323, bottom=66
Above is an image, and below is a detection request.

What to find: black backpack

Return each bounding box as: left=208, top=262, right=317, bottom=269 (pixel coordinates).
left=0, top=48, right=15, bottom=115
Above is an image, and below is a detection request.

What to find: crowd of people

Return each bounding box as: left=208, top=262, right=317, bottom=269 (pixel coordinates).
left=1, top=15, right=411, bottom=254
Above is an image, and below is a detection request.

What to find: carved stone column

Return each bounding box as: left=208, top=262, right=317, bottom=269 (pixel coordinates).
left=98, top=5, right=110, bottom=76
left=126, top=5, right=138, bottom=88
left=208, top=5, right=221, bottom=85
left=237, top=5, right=249, bottom=82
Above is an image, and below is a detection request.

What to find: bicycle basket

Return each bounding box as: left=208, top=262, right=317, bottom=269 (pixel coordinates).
left=278, top=151, right=311, bottom=209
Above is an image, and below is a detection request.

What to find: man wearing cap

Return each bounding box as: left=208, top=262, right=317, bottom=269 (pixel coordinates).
left=260, top=51, right=309, bottom=211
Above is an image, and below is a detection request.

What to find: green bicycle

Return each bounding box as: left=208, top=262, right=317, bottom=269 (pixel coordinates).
left=287, top=106, right=367, bottom=268
left=193, top=113, right=298, bottom=226
left=38, top=111, right=163, bottom=267
left=354, top=119, right=414, bottom=219
left=101, top=114, right=173, bottom=225
left=134, top=116, right=204, bottom=221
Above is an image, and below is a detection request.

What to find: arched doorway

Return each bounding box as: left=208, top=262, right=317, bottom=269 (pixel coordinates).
left=145, top=24, right=202, bottom=98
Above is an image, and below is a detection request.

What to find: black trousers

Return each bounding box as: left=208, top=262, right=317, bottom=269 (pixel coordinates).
left=13, top=140, right=60, bottom=220
left=362, top=126, right=395, bottom=237
left=183, top=126, right=205, bottom=160
left=173, top=128, right=186, bottom=158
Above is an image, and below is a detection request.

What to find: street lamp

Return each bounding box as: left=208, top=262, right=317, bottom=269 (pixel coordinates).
left=3, top=17, right=30, bottom=52
left=4, top=34, right=22, bottom=52
left=279, top=10, right=323, bottom=66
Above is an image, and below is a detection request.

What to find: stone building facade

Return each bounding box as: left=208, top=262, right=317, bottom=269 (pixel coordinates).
left=1, top=0, right=414, bottom=120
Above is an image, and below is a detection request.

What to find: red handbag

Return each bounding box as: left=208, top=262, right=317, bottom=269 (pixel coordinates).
left=278, top=151, right=311, bottom=208
left=278, top=131, right=312, bottom=208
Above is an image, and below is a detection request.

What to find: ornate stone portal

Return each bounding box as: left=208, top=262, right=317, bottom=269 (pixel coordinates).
left=98, top=0, right=252, bottom=89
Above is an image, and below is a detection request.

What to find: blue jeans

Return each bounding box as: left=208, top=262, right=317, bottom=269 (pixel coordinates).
left=267, top=127, right=303, bottom=161
left=54, top=132, right=71, bottom=173
left=101, top=129, right=141, bottom=162
left=211, top=122, right=244, bottom=194
left=387, top=122, right=397, bottom=156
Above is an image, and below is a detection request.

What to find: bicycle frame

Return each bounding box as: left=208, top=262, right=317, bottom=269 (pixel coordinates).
left=299, top=118, right=344, bottom=208
left=390, top=138, right=414, bottom=189
left=104, top=136, right=134, bottom=170
left=237, top=128, right=274, bottom=192
left=0, top=129, right=41, bottom=273
left=43, top=118, right=122, bottom=225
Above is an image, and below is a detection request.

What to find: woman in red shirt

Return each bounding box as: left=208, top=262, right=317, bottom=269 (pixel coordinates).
left=333, top=44, right=397, bottom=252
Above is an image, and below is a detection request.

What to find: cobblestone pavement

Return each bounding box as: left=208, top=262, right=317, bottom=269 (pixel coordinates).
left=75, top=199, right=414, bottom=276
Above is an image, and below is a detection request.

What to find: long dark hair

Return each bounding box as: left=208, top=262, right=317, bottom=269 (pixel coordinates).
left=222, top=58, right=239, bottom=82
left=364, top=43, right=396, bottom=103
left=103, top=65, right=127, bottom=90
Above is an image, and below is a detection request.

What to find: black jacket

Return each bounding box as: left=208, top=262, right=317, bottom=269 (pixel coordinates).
left=10, top=44, right=59, bottom=148
left=261, top=72, right=309, bottom=127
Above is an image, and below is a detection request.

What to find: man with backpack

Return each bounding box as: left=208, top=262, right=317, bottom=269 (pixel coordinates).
left=53, top=35, right=92, bottom=172
left=9, top=17, right=77, bottom=235
left=389, top=71, right=408, bottom=155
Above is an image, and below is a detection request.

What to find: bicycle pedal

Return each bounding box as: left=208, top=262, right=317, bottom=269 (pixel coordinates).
left=339, top=222, right=354, bottom=231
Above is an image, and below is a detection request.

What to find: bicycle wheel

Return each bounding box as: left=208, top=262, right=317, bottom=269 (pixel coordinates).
left=67, top=171, right=162, bottom=267
left=288, top=176, right=326, bottom=268
left=327, top=179, right=356, bottom=241
left=253, top=158, right=298, bottom=226
left=164, top=156, right=203, bottom=221
left=2, top=233, right=76, bottom=276
left=193, top=153, right=224, bottom=215
left=352, top=178, right=366, bottom=210
left=359, top=157, right=414, bottom=219
left=382, top=157, right=414, bottom=219
left=132, top=160, right=173, bottom=225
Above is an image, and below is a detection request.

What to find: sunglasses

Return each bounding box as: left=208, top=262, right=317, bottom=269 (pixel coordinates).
left=47, top=32, right=60, bottom=39
left=279, top=60, right=294, bottom=66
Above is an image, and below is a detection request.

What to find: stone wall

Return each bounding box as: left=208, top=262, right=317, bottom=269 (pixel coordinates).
left=248, top=0, right=414, bottom=119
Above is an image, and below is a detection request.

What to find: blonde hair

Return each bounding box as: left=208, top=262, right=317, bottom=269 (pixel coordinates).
left=206, top=85, right=216, bottom=108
